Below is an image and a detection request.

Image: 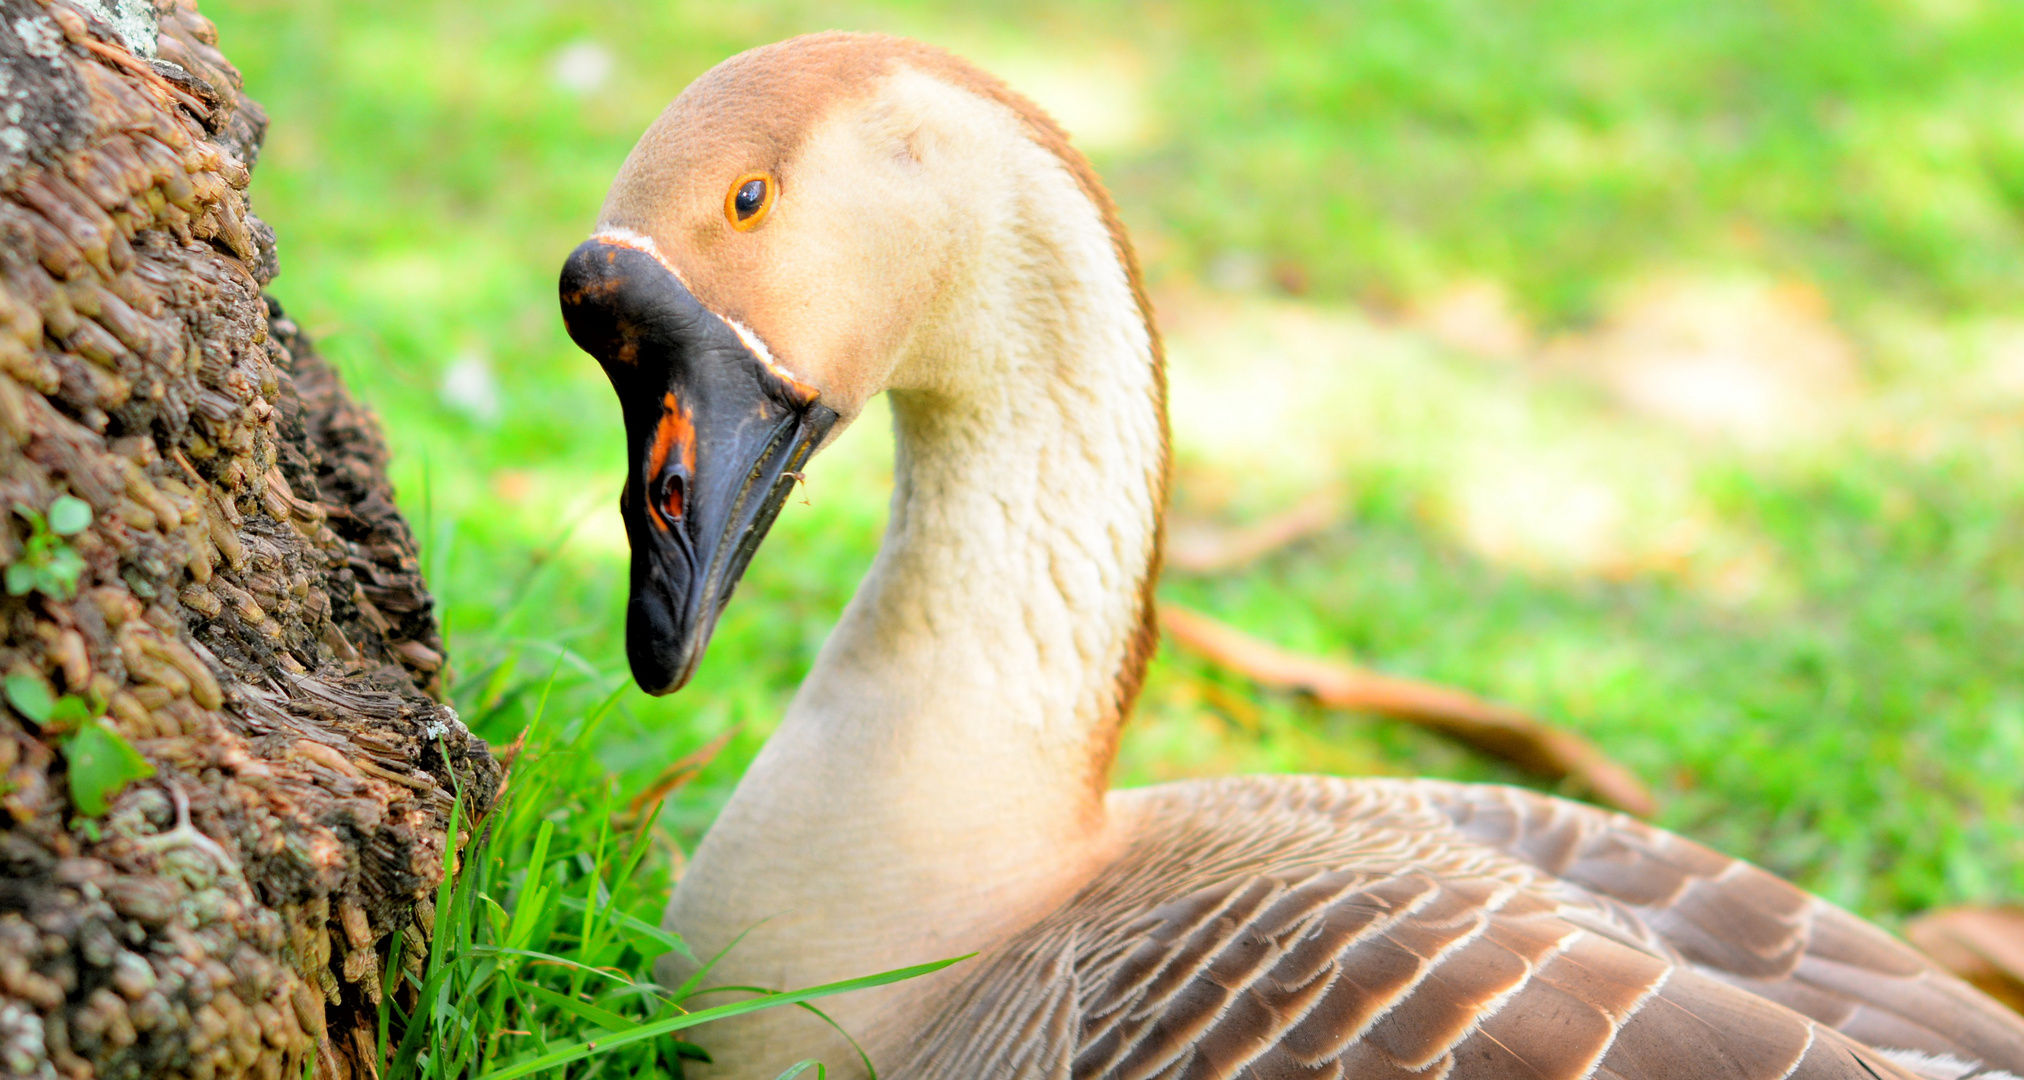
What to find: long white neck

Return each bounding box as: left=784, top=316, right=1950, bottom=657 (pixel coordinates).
left=667, top=117, right=1166, bottom=999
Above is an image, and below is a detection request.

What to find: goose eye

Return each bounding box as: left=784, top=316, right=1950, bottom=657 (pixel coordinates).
left=726, top=174, right=773, bottom=230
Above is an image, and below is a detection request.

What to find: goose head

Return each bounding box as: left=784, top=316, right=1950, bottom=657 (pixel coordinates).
left=560, top=32, right=1148, bottom=696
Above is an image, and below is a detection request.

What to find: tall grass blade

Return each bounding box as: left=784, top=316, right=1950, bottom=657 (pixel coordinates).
left=473, top=955, right=969, bottom=1080
left=558, top=895, right=693, bottom=960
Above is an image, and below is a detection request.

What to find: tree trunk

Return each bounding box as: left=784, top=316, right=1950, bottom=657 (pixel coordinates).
left=0, top=2, right=500, bottom=1078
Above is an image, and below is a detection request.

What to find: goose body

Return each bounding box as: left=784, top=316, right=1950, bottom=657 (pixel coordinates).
left=556, top=34, right=2024, bottom=1080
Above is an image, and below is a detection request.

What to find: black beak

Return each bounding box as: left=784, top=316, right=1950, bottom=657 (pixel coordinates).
left=559, top=239, right=838, bottom=694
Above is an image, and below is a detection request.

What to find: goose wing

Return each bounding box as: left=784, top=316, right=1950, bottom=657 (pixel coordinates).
left=900, top=778, right=2024, bottom=1080
left=1430, top=782, right=2024, bottom=1076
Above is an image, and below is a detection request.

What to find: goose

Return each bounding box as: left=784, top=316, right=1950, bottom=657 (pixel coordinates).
left=556, top=32, right=2024, bottom=1080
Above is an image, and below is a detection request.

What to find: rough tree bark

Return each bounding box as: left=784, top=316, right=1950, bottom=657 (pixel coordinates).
left=0, top=2, right=500, bottom=1078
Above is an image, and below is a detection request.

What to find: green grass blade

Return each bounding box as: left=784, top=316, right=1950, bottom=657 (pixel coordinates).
left=376, top=928, right=404, bottom=1063
left=558, top=895, right=694, bottom=962
left=388, top=787, right=467, bottom=1077
left=790, top=1000, right=879, bottom=1080
left=473, top=955, right=969, bottom=1080
left=674, top=990, right=883, bottom=1080
left=565, top=680, right=629, bottom=753
left=464, top=945, right=652, bottom=989
left=507, top=818, right=555, bottom=951
left=666, top=918, right=776, bottom=1006
left=573, top=811, right=613, bottom=998
left=518, top=982, right=637, bottom=1034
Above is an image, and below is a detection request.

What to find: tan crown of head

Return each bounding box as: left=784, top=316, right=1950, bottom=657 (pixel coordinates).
left=594, top=32, right=1152, bottom=431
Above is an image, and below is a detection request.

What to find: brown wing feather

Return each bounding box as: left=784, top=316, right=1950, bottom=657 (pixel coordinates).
left=899, top=778, right=2023, bottom=1079
left=1430, top=783, right=2024, bottom=1073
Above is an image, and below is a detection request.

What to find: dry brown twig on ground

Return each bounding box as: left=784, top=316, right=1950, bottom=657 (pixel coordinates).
left=1164, top=487, right=1342, bottom=574
left=1158, top=604, right=1657, bottom=817
left=1158, top=488, right=1653, bottom=815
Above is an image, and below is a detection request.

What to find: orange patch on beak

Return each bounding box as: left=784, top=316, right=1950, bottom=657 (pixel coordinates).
left=648, top=393, right=697, bottom=528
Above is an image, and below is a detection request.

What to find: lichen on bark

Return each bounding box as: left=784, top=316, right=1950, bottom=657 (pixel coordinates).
left=0, top=2, right=500, bottom=1078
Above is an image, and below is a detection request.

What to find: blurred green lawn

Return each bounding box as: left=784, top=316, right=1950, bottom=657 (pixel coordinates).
left=207, top=0, right=2024, bottom=920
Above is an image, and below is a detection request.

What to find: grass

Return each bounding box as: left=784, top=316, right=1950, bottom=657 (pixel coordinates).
left=198, top=0, right=2024, bottom=1073
left=370, top=678, right=956, bottom=1079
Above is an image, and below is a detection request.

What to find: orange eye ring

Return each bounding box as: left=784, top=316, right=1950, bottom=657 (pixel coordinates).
left=725, top=173, right=775, bottom=231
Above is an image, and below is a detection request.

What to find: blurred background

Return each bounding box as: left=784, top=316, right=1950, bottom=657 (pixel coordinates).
left=204, top=0, right=2024, bottom=924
